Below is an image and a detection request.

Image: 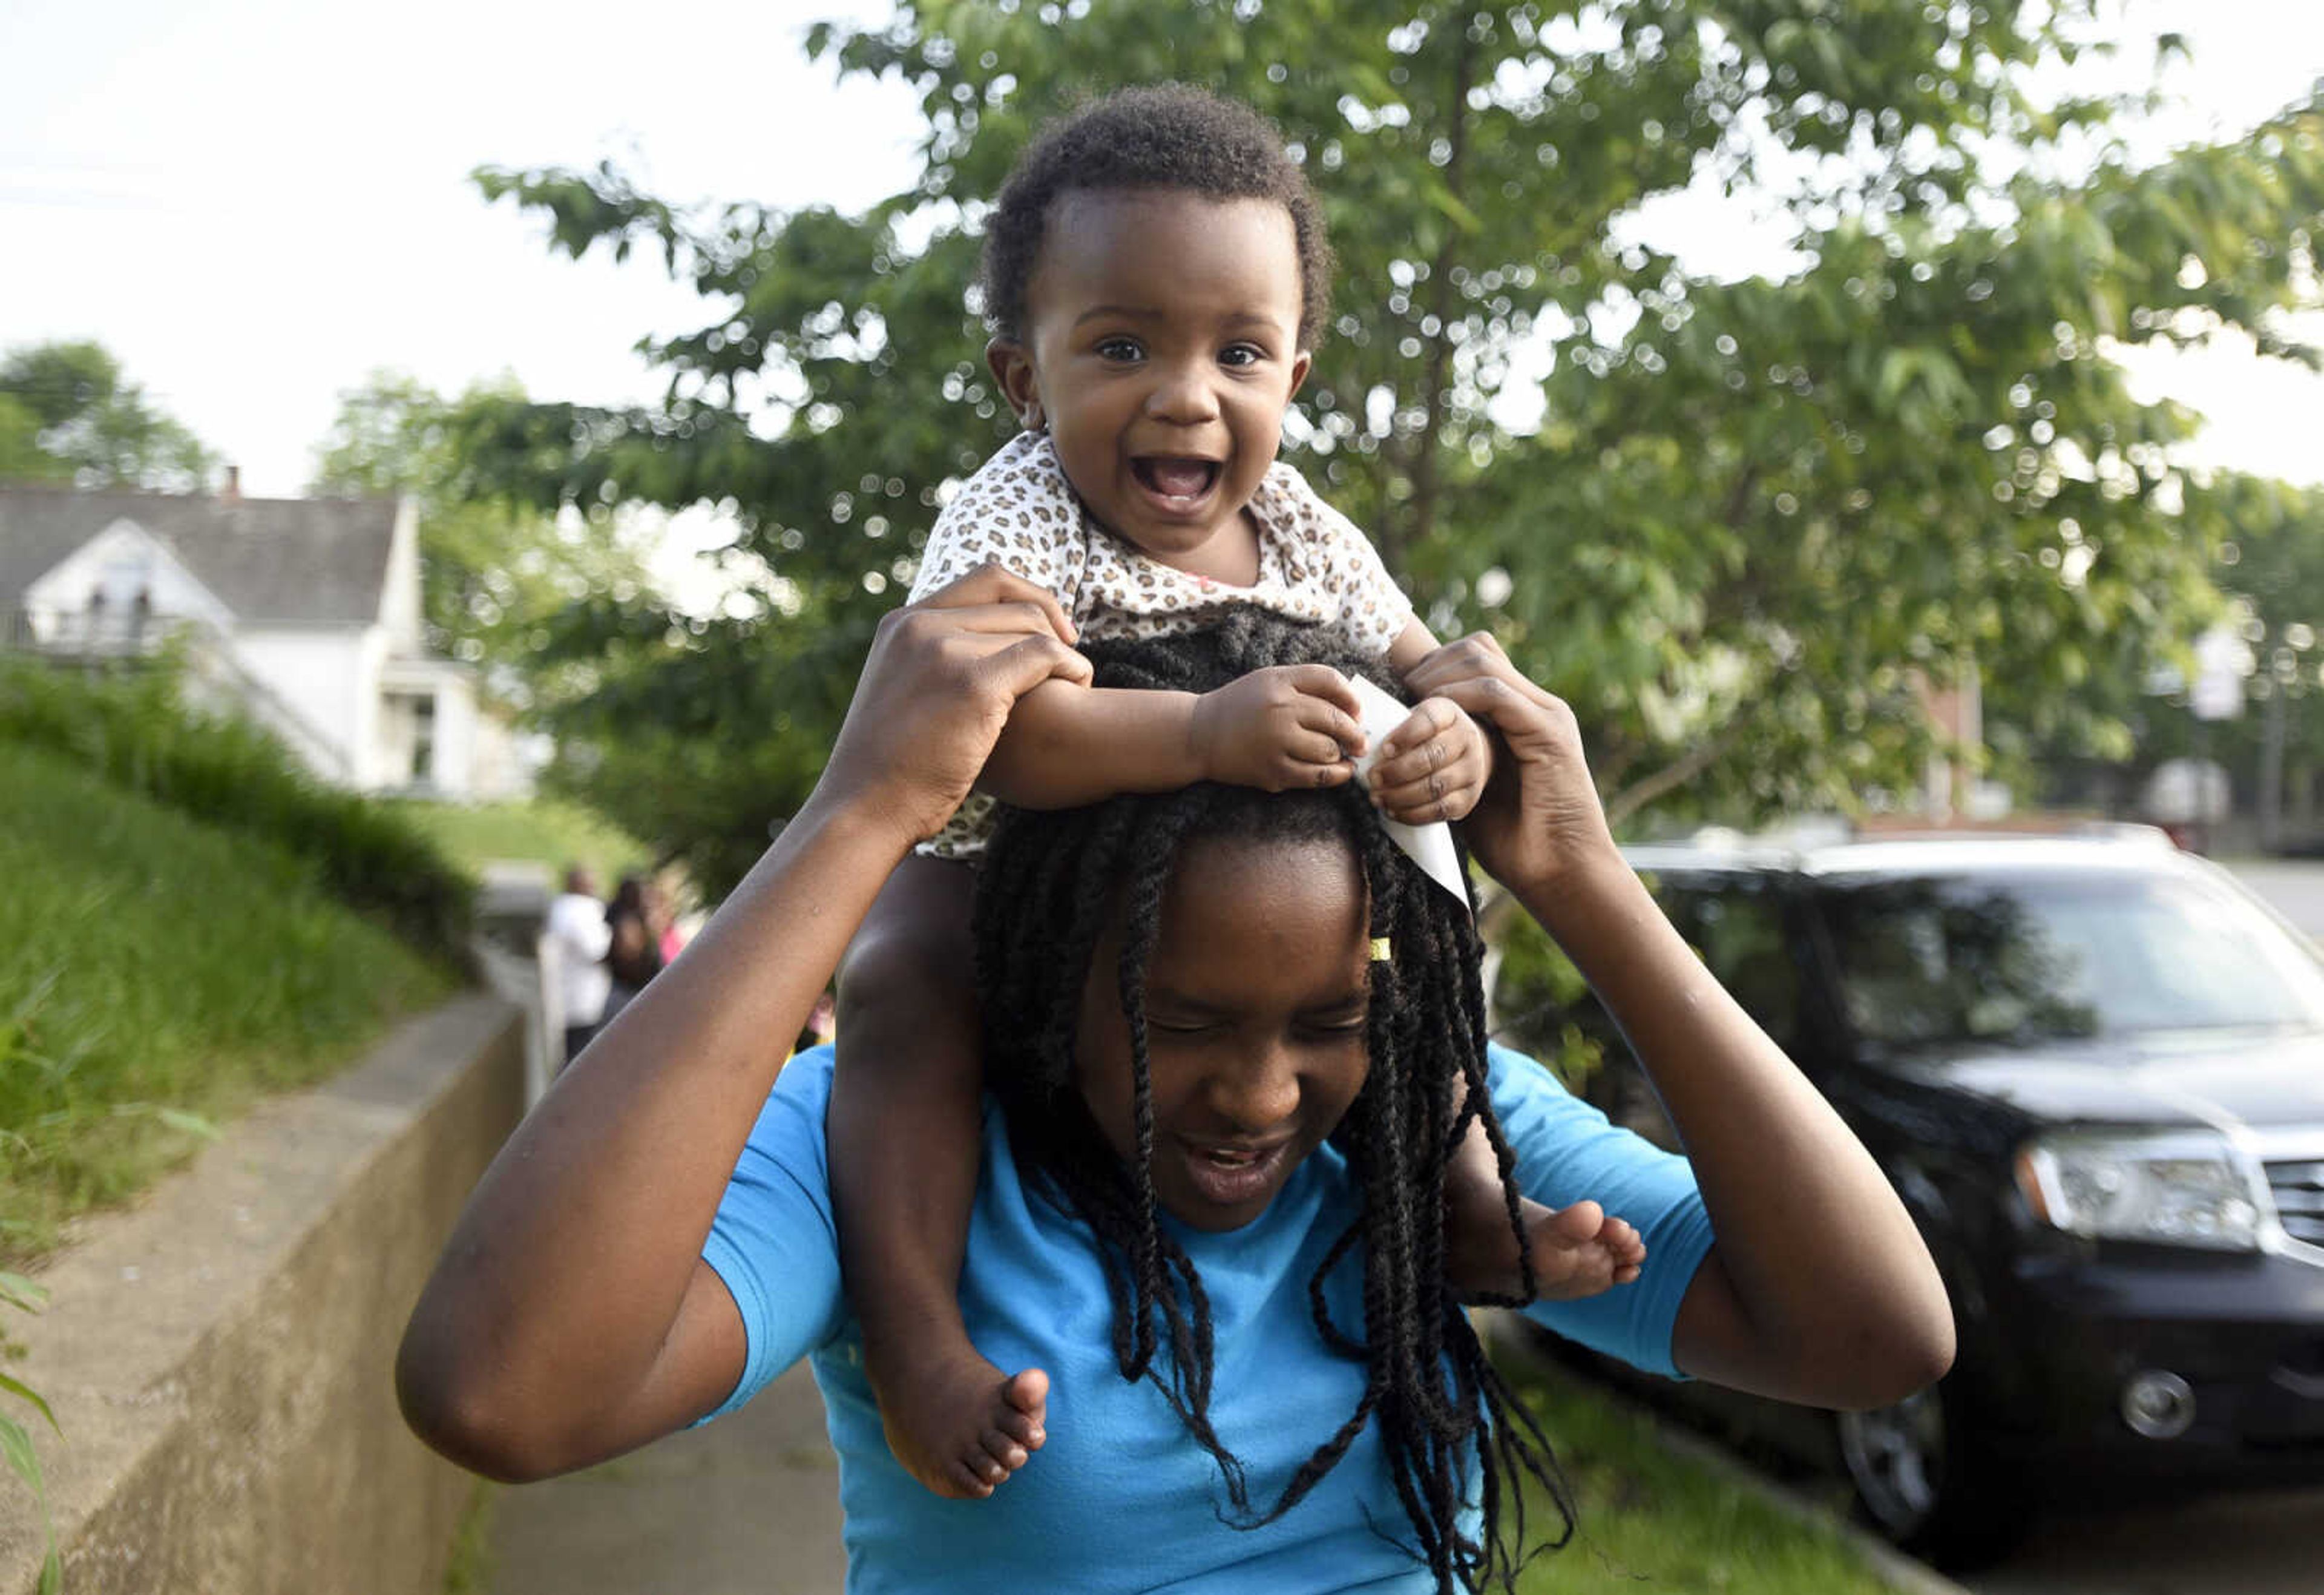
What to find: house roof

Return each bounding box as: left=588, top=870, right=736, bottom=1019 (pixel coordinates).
left=0, top=485, right=399, bottom=625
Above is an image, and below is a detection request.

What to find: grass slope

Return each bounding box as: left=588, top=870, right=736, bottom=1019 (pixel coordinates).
left=0, top=743, right=453, bottom=1262
left=1510, top=1358, right=1894, bottom=1594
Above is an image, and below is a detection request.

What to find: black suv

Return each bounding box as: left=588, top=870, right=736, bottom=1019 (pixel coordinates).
left=1551, top=829, right=2324, bottom=1567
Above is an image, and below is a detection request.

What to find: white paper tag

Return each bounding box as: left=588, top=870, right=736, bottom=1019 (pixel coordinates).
left=1342, top=672, right=1472, bottom=913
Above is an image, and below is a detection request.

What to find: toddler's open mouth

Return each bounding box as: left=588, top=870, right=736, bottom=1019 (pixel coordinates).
left=1132, top=456, right=1222, bottom=504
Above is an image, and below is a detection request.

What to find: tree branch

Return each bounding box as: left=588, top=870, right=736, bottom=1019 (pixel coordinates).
left=1604, top=719, right=1749, bottom=829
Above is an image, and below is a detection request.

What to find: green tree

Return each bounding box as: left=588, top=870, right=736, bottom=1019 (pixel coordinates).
left=312, top=373, right=798, bottom=879
left=452, top=1, right=2324, bottom=893
left=2210, top=478, right=2324, bottom=844
left=309, top=373, right=657, bottom=696
left=0, top=393, right=67, bottom=484
left=2030, top=475, right=2324, bottom=838
left=0, top=340, right=214, bottom=491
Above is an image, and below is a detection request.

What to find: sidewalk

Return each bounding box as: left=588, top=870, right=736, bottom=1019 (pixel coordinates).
left=468, top=935, right=847, bottom=1594
left=489, top=1363, right=849, bottom=1594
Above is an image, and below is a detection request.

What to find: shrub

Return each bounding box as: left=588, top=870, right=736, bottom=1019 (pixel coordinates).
left=1, top=742, right=453, bottom=1257
left=0, top=655, right=474, bottom=967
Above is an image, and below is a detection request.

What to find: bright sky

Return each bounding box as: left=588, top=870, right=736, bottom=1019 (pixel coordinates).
left=1, top=0, right=919, bottom=499
left=2, top=0, right=2319, bottom=530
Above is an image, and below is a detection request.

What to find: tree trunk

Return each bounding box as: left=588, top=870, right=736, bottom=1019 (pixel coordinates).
left=1387, top=28, right=1477, bottom=579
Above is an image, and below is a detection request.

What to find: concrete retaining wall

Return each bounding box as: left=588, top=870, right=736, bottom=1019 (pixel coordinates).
left=0, top=993, right=524, bottom=1595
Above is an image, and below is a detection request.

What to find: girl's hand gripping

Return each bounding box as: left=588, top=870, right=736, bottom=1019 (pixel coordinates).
left=821, top=563, right=1091, bottom=844
left=1189, top=664, right=1369, bottom=792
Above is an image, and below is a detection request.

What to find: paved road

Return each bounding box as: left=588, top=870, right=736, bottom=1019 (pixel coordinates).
left=1967, top=1487, right=2324, bottom=1595
left=490, top=1362, right=849, bottom=1595
left=2219, top=854, right=2324, bottom=938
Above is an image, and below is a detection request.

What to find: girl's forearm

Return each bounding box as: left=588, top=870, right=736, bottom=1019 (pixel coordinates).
left=974, top=680, right=1209, bottom=807
left=398, top=794, right=911, bottom=1459
left=1523, top=852, right=1953, bottom=1406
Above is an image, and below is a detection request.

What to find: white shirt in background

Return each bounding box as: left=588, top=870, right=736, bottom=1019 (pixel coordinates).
left=545, top=892, right=614, bottom=1030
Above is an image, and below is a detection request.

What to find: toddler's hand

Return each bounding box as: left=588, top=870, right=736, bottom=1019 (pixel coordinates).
left=1190, top=665, right=1367, bottom=792
left=1370, top=697, right=1490, bottom=824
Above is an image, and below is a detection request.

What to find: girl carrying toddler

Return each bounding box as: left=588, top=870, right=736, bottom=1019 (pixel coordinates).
left=830, top=85, right=1572, bottom=1498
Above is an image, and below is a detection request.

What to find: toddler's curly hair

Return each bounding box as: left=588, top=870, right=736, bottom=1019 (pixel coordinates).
left=979, top=84, right=1335, bottom=350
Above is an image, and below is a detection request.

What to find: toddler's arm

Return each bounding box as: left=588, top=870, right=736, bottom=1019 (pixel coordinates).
left=975, top=665, right=1371, bottom=807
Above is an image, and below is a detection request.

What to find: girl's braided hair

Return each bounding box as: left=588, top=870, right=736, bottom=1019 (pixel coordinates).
left=973, top=610, right=1574, bottom=1593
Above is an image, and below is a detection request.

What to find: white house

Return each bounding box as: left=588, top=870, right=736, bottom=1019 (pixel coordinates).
left=0, top=479, right=532, bottom=799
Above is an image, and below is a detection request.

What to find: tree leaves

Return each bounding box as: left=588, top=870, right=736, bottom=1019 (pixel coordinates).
left=309, top=374, right=657, bottom=696
left=439, top=2, right=2323, bottom=886
left=0, top=341, right=215, bottom=493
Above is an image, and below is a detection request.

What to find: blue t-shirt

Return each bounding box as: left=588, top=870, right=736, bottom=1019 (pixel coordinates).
left=700, top=1044, right=1713, bottom=1594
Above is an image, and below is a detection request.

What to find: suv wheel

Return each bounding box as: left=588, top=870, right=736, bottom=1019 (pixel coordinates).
left=1836, top=1380, right=2030, bottom=1570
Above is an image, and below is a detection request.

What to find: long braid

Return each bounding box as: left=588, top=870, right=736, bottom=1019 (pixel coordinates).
left=1353, top=821, right=1480, bottom=1573
left=1445, top=889, right=1539, bottom=1314
left=975, top=613, right=1577, bottom=1591
left=1113, top=797, right=1195, bottom=1383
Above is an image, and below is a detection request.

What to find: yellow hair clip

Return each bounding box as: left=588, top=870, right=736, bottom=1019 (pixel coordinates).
left=1370, top=936, right=1394, bottom=964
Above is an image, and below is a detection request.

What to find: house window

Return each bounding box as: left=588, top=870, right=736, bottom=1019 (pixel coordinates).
left=99, top=553, right=150, bottom=611
left=410, top=693, right=436, bottom=785
left=85, top=551, right=155, bottom=643
left=382, top=691, right=439, bottom=789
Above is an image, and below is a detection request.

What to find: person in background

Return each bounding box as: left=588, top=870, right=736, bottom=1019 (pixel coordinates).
left=545, top=866, right=612, bottom=1067
left=602, top=873, right=665, bottom=1027
left=649, top=875, right=689, bottom=967
left=795, top=988, right=838, bottom=1058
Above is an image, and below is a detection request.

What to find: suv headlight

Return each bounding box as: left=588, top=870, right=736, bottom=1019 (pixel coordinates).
left=2014, top=1131, right=2271, bottom=1251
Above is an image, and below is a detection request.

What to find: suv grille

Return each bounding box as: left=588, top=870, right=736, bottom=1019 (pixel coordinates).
left=2267, top=1159, right=2324, bottom=1247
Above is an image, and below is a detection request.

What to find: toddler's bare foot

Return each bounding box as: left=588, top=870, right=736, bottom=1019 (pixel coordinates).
left=1444, top=1138, right=1644, bottom=1303
left=1518, top=1197, right=1646, bottom=1300
left=869, top=1340, right=1049, bottom=1499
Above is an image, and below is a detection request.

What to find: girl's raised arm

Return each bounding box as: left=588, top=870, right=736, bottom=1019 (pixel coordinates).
left=1408, top=635, right=1955, bottom=1411
left=395, top=569, right=1090, bottom=1481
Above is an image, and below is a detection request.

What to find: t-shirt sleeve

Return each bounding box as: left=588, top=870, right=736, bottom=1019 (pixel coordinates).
left=1485, top=1043, right=1714, bottom=1380
left=1306, top=496, right=1415, bottom=658
left=908, top=436, right=1080, bottom=606
left=693, top=1047, right=850, bottom=1423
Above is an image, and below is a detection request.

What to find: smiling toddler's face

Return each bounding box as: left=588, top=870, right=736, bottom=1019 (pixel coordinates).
left=988, top=189, right=1310, bottom=583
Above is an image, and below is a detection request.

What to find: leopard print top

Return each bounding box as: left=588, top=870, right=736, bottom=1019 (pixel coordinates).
left=908, top=430, right=1413, bottom=859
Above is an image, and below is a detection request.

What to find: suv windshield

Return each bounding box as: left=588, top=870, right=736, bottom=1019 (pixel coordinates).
left=1813, top=867, right=2324, bottom=1049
